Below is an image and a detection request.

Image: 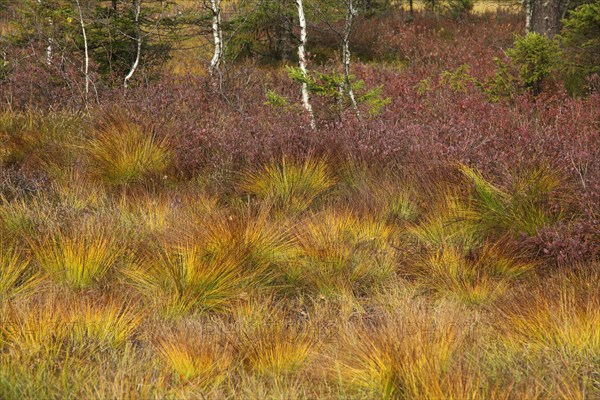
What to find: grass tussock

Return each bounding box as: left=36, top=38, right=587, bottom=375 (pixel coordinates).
left=68, top=299, right=143, bottom=350
left=0, top=109, right=597, bottom=397
left=240, top=158, right=335, bottom=214
left=234, top=302, right=315, bottom=376
left=460, top=164, right=565, bottom=237
left=335, top=306, right=489, bottom=399
left=1, top=7, right=599, bottom=397
left=87, top=115, right=171, bottom=187
left=286, top=210, right=397, bottom=296
left=414, top=243, right=535, bottom=305
left=0, top=245, right=38, bottom=299
left=31, top=225, right=123, bottom=290
left=125, top=245, right=248, bottom=317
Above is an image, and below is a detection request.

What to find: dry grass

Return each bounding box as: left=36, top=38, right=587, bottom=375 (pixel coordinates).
left=87, top=115, right=171, bottom=187
left=31, top=224, right=123, bottom=290
left=0, top=111, right=597, bottom=398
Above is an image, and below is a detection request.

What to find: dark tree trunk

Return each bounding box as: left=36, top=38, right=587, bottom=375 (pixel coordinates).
left=530, top=0, right=567, bottom=37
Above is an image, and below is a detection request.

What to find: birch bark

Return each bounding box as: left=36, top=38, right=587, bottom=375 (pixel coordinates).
left=295, top=0, right=316, bottom=130
left=342, top=0, right=359, bottom=118
left=37, top=0, right=53, bottom=65
left=124, top=0, right=142, bottom=88
left=75, top=0, right=90, bottom=101
left=208, top=0, right=223, bottom=76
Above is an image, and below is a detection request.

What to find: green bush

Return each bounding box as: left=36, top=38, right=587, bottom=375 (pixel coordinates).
left=446, top=0, right=475, bottom=19
left=560, top=0, right=600, bottom=94
left=506, top=33, right=561, bottom=94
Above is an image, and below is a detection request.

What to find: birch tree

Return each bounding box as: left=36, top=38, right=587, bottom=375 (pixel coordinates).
left=295, top=0, right=316, bottom=130
left=207, top=0, right=223, bottom=76
left=36, top=0, right=53, bottom=65
left=74, top=0, right=90, bottom=101
left=524, top=0, right=533, bottom=33
left=124, top=0, right=142, bottom=88
left=341, top=0, right=359, bottom=118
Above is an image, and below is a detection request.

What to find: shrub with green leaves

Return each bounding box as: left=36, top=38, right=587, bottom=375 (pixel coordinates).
left=284, top=67, right=390, bottom=117
left=506, top=33, right=561, bottom=94
left=446, top=0, right=474, bottom=19
left=560, top=0, right=600, bottom=94
left=476, top=57, right=519, bottom=102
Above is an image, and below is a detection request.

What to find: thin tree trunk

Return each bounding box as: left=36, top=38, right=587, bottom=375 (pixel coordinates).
left=295, top=0, right=316, bottom=130
left=46, top=30, right=53, bottom=65
left=342, top=0, right=359, bottom=119
left=408, top=0, right=414, bottom=22
left=124, top=0, right=142, bottom=89
left=37, top=0, right=53, bottom=65
left=208, top=0, right=223, bottom=76
left=75, top=0, right=90, bottom=102
left=525, top=0, right=533, bottom=33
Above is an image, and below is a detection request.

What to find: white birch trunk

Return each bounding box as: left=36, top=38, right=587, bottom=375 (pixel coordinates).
left=296, top=0, right=316, bottom=130
left=343, top=0, right=360, bottom=119
left=75, top=0, right=90, bottom=101
left=208, top=0, right=223, bottom=76
left=37, top=0, right=53, bottom=65
left=525, top=0, right=533, bottom=33
left=124, top=0, right=142, bottom=89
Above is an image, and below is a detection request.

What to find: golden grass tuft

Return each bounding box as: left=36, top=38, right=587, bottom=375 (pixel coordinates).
left=0, top=196, right=46, bottom=240
left=459, top=163, right=564, bottom=237
left=229, top=297, right=315, bottom=376
left=157, top=325, right=233, bottom=387
left=417, top=245, right=510, bottom=305
left=408, top=189, right=480, bottom=251
left=192, top=208, right=297, bottom=278
left=497, top=274, right=600, bottom=359
left=0, top=111, right=83, bottom=175
left=68, top=299, right=143, bottom=350
left=335, top=307, right=479, bottom=399
left=125, top=245, right=247, bottom=317
left=239, top=320, right=315, bottom=376
left=1, top=297, right=69, bottom=355
left=0, top=245, right=38, bottom=299
left=289, top=210, right=396, bottom=296
left=31, top=225, right=122, bottom=290
left=86, top=115, right=171, bottom=187
left=240, top=158, right=335, bottom=213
